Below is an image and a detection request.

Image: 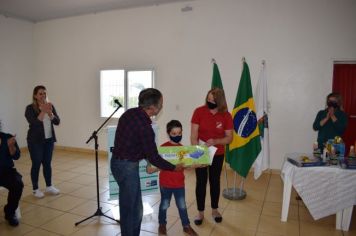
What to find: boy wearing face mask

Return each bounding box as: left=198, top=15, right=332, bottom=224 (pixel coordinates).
left=147, top=120, right=198, bottom=236
left=313, top=92, right=348, bottom=150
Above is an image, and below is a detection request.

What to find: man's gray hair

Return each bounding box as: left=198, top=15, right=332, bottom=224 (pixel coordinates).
left=138, top=88, right=162, bottom=109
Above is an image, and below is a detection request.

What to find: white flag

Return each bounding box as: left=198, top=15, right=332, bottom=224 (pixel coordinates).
left=253, top=61, right=270, bottom=180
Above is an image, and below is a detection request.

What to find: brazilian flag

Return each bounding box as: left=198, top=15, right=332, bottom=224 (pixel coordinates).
left=226, top=61, right=261, bottom=178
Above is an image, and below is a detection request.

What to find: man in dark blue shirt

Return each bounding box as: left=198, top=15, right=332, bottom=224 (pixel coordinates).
left=0, top=132, right=24, bottom=226
left=111, top=88, right=183, bottom=236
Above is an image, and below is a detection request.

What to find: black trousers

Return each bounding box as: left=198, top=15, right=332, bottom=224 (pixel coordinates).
left=0, top=168, right=24, bottom=217
left=195, top=154, right=224, bottom=211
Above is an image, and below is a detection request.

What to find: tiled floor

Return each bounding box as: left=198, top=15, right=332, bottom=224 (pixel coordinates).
left=0, top=149, right=355, bottom=236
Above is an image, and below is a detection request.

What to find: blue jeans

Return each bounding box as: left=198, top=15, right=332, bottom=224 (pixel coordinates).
left=111, top=158, right=142, bottom=236
left=159, top=186, right=190, bottom=227
left=28, top=138, right=54, bottom=190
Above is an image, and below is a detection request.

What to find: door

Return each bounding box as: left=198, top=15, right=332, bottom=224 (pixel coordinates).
left=332, top=63, right=356, bottom=154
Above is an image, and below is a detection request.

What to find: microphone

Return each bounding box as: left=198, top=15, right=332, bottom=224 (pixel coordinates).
left=114, top=99, right=123, bottom=108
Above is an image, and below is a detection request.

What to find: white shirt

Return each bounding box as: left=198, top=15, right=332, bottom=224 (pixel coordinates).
left=43, top=113, right=53, bottom=139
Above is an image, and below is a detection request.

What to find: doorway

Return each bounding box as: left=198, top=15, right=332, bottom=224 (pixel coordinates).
left=332, top=62, right=356, bottom=154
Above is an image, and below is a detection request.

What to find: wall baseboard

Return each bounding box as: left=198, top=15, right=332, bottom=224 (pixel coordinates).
left=55, top=146, right=108, bottom=157
left=20, top=145, right=108, bottom=157
left=224, top=164, right=281, bottom=175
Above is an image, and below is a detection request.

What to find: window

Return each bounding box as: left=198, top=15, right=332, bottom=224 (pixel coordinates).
left=100, top=69, right=154, bottom=118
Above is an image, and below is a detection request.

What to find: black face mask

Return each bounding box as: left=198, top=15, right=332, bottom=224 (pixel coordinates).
left=327, top=101, right=339, bottom=109
left=169, top=135, right=182, bottom=143
left=207, top=101, right=218, bottom=110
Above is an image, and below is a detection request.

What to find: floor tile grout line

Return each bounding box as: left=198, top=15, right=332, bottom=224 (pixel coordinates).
left=29, top=211, right=67, bottom=229
left=21, top=222, right=63, bottom=236
left=253, top=172, right=271, bottom=236
left=298, top=199, right=301, bottom=236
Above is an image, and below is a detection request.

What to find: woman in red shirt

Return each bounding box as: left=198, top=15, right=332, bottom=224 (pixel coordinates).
left=190, top=88, right=233, bottom=225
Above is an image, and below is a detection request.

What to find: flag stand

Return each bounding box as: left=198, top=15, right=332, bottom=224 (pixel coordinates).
left=223, top=169, right=246, bottom=200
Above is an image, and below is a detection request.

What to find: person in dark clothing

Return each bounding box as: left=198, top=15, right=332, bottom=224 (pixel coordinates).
left=110, top=88, right=184, bottom=236
left=0, top=132, right=23, bottom=226
left=313, top=92, right=347, bottom=150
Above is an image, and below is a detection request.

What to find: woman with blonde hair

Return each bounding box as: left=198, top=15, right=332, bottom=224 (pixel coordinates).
left=25, top=85, right=61, bottom=198
left=190, top=88, right=233, bottom=225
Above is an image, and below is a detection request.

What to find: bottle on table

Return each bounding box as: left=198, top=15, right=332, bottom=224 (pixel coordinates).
left=322, top=148, right=328, bottom=163
left=313, top=141, right=321, bottom=158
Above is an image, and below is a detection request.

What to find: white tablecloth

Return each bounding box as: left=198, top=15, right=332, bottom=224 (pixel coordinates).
left=281, top=153, right=356, bottom=220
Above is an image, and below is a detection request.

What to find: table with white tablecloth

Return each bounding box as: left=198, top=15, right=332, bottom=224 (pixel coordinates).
left=280, top=153, right=356, bottom=231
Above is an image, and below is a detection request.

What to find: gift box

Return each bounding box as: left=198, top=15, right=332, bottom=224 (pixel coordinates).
left=326, top=139, right=345, bottom=158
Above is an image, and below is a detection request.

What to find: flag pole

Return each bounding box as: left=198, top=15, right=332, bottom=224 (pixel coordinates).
left=239, top=178, right=245, bottom=195
left=222, top=170, right=246, bottom=200
left=224, top=159, right=229, bottom=189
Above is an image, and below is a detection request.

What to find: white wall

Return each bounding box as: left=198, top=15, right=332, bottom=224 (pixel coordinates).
left=21, top=0, right=356, bottom=169
left=0, top=15, right=33, bottom=146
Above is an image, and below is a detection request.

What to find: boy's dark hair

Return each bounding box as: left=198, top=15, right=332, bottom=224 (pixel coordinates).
left=166, top=120, right=182, bottom=133
left=138, top=88, right=162, bottom=109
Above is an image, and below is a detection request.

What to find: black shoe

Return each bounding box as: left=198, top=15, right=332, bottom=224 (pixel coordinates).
left=194, top=215, right=204, bottom=225
left=5, top=215, right=19, bottom=227
left=194, top=218, right=203, bottom=225
left=213, top=215, right=222, bottom=223
left=212, top=212, right=223, bottom=223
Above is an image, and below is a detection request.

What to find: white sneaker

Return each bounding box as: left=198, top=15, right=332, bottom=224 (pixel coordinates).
left=45, top=186, right=60, bottom=195
left=33, top=189, right=45, bottom=198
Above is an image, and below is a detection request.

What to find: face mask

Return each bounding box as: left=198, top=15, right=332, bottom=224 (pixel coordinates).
left=207, top=101, right=218, bottom=110
left=169, top=135, right=182, bottom=143
left=327, top=101, right=338, bottom=109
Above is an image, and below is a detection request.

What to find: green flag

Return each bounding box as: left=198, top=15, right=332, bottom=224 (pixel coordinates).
left=225, top=60, right=261, bottom=178
left=211, top=61, right=223, bottom=89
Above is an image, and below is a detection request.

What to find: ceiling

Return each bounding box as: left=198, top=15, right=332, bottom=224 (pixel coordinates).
left=0, top=0, right=193, bottom=22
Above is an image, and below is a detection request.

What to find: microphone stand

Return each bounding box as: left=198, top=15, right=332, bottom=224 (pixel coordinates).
left=75, top=102, right=122, bottom=226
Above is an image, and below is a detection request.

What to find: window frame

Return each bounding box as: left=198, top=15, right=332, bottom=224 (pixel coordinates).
left=100, top=68, right=155, bottom=118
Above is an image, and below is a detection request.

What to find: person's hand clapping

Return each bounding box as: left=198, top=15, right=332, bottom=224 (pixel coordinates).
left=7, top=135, right=16, bottom=147
left=328, top=106, right=337, bottom=122
left=47, top=102, right=53, bottom=113
left=7, top=135, right=17, bottom=156
left=39, top=103, right=51, bottom=113
left=328, top=106, right=335, bottom=116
